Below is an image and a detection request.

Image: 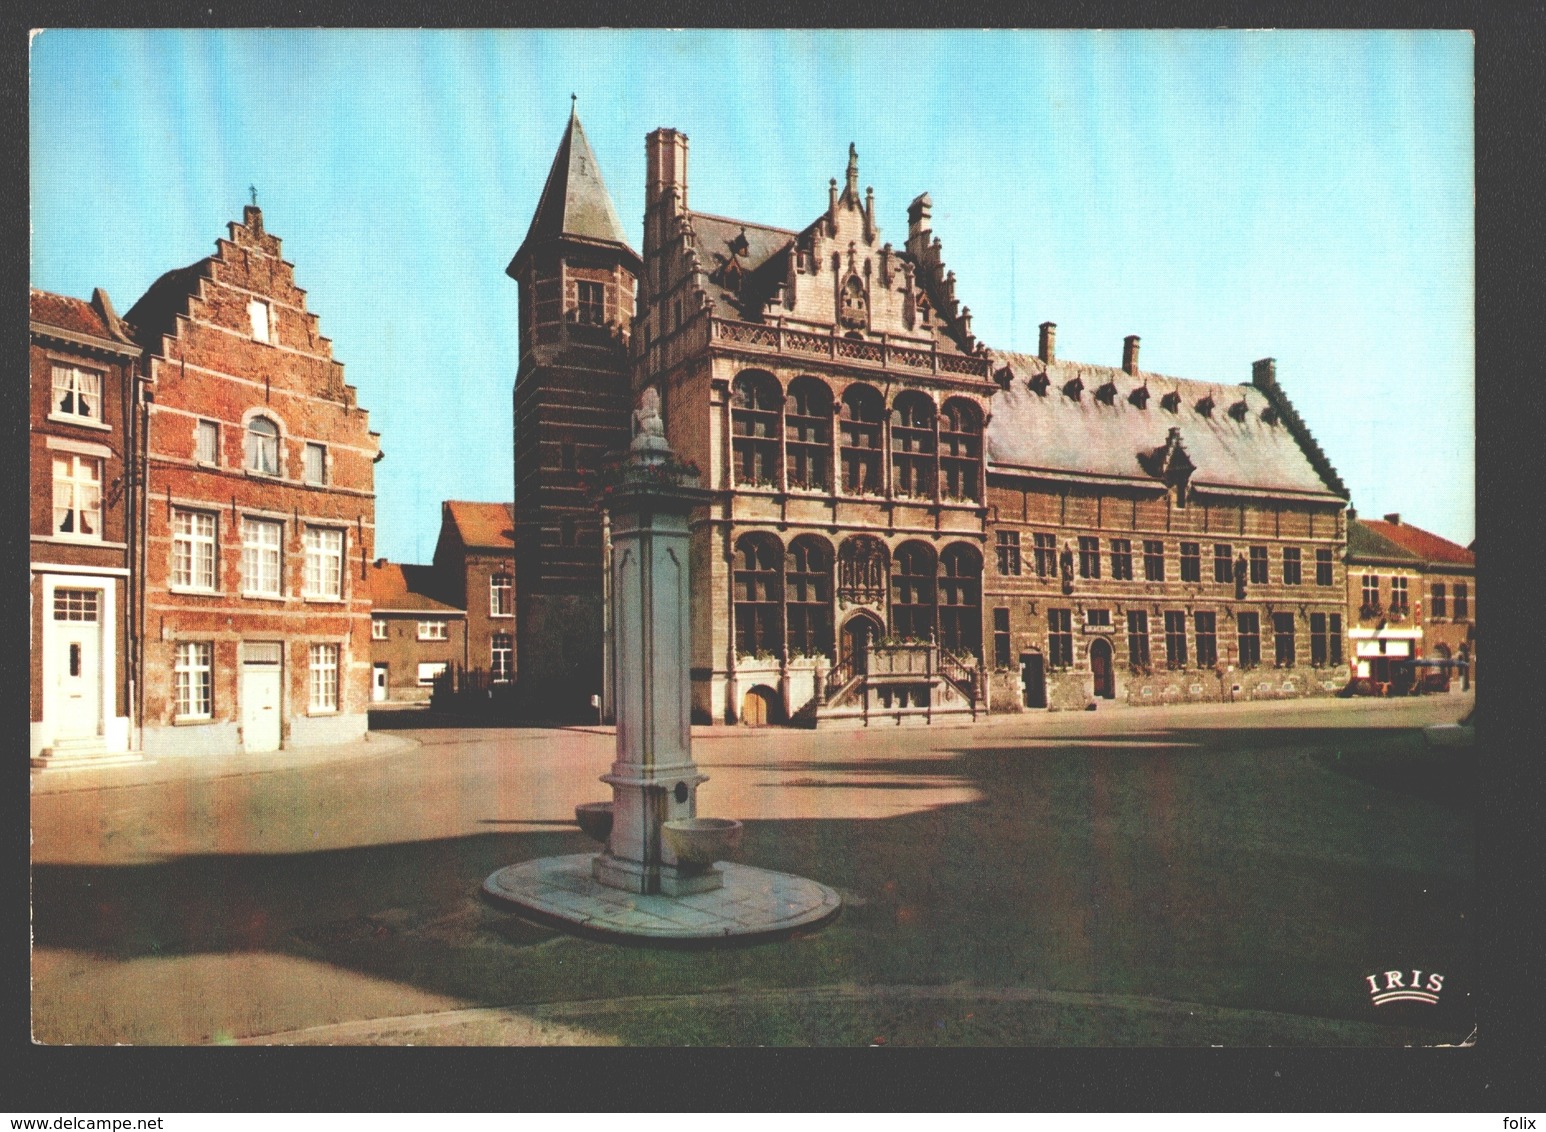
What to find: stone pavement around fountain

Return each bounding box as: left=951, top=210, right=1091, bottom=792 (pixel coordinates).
left=483, top=853, right=842, bottom=942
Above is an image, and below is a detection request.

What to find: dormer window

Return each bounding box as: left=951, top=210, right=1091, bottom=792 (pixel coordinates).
left=51, top=365, right=102, bottom=423
left=1062, top=375, right=1084, bottom=400
left=1095, top=380, right=1118, bottom=405
left=1028, top=372, right=1050, bottom=396
left=1129, top=385, right=1151, bottom=409
left=1261, top=406, right=1280, bottom=426
left=1160, top=391, right=1181, bottom=412
left=1195, top=395, right=1215, bottom=416
left=1229, top=399, right=1249, bottom=421
left=248, top=298, right=272, bottom=343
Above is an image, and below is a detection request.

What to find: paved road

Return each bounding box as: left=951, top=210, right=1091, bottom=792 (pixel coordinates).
left=30, top=693, right=1474, bottom=1046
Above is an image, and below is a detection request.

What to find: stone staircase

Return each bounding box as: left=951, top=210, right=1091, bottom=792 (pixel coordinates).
left=812, top=643, right=983, bottom=728
left=31, top=735, right=145, bottom=771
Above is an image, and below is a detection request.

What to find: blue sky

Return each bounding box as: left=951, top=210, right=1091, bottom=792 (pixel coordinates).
left=30, top=29, right=1474, bottom=561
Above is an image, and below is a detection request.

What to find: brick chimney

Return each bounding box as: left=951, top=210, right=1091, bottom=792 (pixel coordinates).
left=1384, top=513, right=1401, bottom=525
left=1252, top=357, right=1277, bottom=389
left=1039, top=321, right=1056, bottom=363
left=1123, top=335, right=1140, bottom=375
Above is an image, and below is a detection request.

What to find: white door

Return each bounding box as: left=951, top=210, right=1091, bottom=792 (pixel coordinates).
left=241, top=664, right=282, bottom=752
left=51, top=590, right=103, bottom=740
left=372, top=664, right=389, bottom=702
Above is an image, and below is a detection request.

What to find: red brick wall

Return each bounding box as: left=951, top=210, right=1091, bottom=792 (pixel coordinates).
left=136, top=208, right=378, bottom=753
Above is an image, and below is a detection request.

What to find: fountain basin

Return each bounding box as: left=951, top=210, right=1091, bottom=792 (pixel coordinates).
left=662, top=817, right=743, bottom=867
left=574, top=802, right=614, bottom=842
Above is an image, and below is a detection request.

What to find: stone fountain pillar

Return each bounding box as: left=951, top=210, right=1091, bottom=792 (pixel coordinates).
left=591, top=393, right=717, bottom=896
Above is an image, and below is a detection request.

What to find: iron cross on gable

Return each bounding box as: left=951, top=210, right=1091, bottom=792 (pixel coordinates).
left=249, top=185, right=258, bottom=207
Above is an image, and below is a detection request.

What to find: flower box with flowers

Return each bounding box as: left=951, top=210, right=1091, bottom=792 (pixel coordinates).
left=583, top=452, right=703, bottom=501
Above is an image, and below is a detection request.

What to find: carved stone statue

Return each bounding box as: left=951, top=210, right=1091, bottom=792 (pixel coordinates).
left=633, top=385, right=665, bottom=440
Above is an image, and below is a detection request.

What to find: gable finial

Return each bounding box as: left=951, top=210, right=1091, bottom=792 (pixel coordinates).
left=845, top=142, right=859, bottom=199
left=249, top=184, right=257, bottom=207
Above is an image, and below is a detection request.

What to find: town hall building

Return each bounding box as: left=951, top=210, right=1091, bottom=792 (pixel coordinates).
left=510, top=112, right=1354, bottom=725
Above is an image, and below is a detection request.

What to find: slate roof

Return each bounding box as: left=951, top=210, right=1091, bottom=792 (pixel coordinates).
left=367, top=561, right=464, bottom=614
left=985, top=351, right=1343, bottom=499
left=511, top=109, right=637, bottom=269
left=688, top=212, right=798, bottom=317
left=1357, top=518, right=1474, bottom=569
left=443, top=501, right=515, bottom=551
left=30, top=288, right=138, bottom=352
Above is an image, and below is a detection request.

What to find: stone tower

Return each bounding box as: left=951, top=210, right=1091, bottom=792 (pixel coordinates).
left=508, top=106, right=641, bottom=716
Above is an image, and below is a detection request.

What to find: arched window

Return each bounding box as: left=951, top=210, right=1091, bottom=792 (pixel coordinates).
left=890, top=541, right=936, bottom=642
left=785, top=378, right=832, bottom=491
left=837, top=535, right=888, bottom=606
left=731, top=372, right=782, bottom=488
left=938, top=544, right=983, bottom=658
left=246, top=416, right=280, bottom=475
left=785, top=535, right=833, bottom=659
left=891, top=392, right=936, bottom=499
left=733, top=534, right=783, bottom=658
left=939, top=399, right=983, bottom=503
left=839, top=384, right=884, bottom=495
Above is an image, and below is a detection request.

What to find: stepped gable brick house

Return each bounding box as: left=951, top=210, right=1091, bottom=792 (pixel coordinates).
left=431, top=501, right=517, bottom=686
left=1346, top=513, right=1474, bottom=693
left=29, top=288, right=145, bottom=764
left=507, top=108, right=640, bottom=717
left=127, top=205, right=379, bottom=755
left=515, top=116, right=1354, bottom=724
left=366, top=559, right=467, bottom=703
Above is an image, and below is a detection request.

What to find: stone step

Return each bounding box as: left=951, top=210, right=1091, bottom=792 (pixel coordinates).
left=32, top=746, right=146, bottom=771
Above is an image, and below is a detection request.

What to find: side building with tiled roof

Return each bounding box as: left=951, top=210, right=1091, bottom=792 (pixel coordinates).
left=432, top=501, right=517, bottom=688
left=366, top=560, right=467, bottom=703
left=1346, top=512, right=1474, bottom=693
left=29, top=288, right=146, bottom=765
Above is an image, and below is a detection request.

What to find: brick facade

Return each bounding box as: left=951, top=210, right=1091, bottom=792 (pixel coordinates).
left=127, top=206, right=379, bottom=755
left=366, top=560, right=466, bottom=703
left=508, top=111, right=640, bottom=716
left=432, top=501, right=516, bottom=684
left=29, top=289, right=143, bottom=762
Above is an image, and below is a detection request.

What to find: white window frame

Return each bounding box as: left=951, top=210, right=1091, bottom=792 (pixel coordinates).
left=51, top=364, right=103, bottom=424
left=491, top=633, right=513, bottom=683
left=174, top=641, right=214, bottom=720
left=246, top=417, right=281, bottom=476
left=417, top=661, right=447, bottom=687
left=417, top=620, right=449, bottom=641
left=303, top=442, right=327, bottom=485
left=241, top=517, right=283, bottom=597
left=490, top=573, right=513, bottom=618
left=371, top=618, right=388, bottom=641
left=308, top=643, right=339, bottom=712
left=196, top=418, right=220, bottom=465
left=52, top=454, right=102, bottom=540
left=172, top=509, right=218, bottom=591
left=248, top=298, right=273, bottom=343
left=303, top=527, right=344, bottom=600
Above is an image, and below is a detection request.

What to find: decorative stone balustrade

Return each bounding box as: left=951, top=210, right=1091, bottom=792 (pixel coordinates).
left=712, top=317, right=992, bottom=380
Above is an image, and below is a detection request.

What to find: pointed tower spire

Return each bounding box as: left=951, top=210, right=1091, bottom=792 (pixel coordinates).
left=843, top=142, right=859, bottom=204
left=508, top=103, right=640, bottom=279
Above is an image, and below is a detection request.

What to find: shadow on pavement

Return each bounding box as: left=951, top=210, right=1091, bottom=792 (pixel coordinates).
left=31, top=719, right=1474, bottom=1046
